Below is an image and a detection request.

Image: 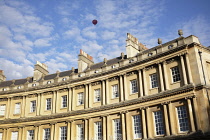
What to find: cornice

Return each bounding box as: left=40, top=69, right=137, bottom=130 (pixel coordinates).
left=0, top=84, right=196, bottom=125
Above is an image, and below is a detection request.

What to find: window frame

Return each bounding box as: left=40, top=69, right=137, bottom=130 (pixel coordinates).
left=60, top=126, right=67, bottom=140
left=43, top=128, right=50, bottom=140
left=61, top=95, right=67, bottom=108
left=176, top=105, right=190, bottom=132
left=14, top=102, right=21, bottom=114
left=0, top=104, right=6, bottom=116
left=30, top=100, right=36, bottom=113
left=171, top=66, right=181, bottom=83
left=150, top=73, right=158, bottom=89
left=94, top=89, right=101, bottom=102
left=132, top=115, right=142, bottom=139
left=112, top=84, right=119, bottom=98
left=94, top=121, right=102, bottom=140
left=11, top=131, right=18, bottom=140
left=130, top=79, right=138, bottom=94
left=46, top=98, right=52, bottom=110
left=77, top=124, right=84, bottom=140
left=113, top=119, right=122, bottom=140
left=77, top=92, right=84, bottom=105
left=153, top=111, right=165, bottom=136
left=27, top=130, right=34, bottom=140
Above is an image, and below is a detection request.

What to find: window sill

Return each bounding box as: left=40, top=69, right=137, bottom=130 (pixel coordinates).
left=130, top=92, right=138, bottom=95
left=93, top=101, right=101, bottom=104
left=170, top=81, right=181, bottom=85
left=60, top=107, right=67, bottom=110
left=149, top=87, right=158, bottom=91
left=13, top=114, right=20, bottom=116
left=76, top=104, right=84, bottom=107
left=111, top=97, right=119, bottom=100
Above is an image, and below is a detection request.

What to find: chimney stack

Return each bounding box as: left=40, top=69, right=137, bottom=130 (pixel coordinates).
left=0, top=70, right=6, bottom=82
left=78, top=49, right=94, bottom=73
left=33, top=61, right=49, bottom=82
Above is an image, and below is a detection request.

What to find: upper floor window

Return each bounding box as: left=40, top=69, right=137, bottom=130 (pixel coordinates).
left=17, top=86, right=21, bottom=89
left=177, top=106, right=189, bottom=132
left=30, top=101, right=36, bottom=113
left=11, top=131, right=18, bottom=140
left=32, top=84, right=36, bottom=87
left=62, top=78, right=67, bottom=81
left=0, top=132, right=2, bottom=140
left=0, top=104, right=6, bottom=116
left=14, top=103, right=21, bottom=114
left=150, top=73, right=158, bottom=88
left=27, top=130, right=34, bottom=140
left=47, top=81, right=51, bottom=84
left=130, top=80, right=138, bottom=93
left=60, top=126, right=67, bottom=140
left=113, top=119, right=122, bottom=140
left=133, top=115, right=142, bottom=139
left=129, top=59, right=134, bottom=63
left=112, top=84, right=119, bottom=98
left=168, top=45, right=174, bottom=49
left=171, top=66, right=181, bottom=82
left=148, top=53, right=153, bottom=56
left=2, top=88, right=7, bottom=91
left=94, top=89, right=101, bottom=102
left=111, top=65, right=116, bottom=68
left=44, top=128, right=50, bottom=140
left=154, top=111, right=165, bottom=135
left=95, top=70, right=99, bottom=73
left=78, top=93, right=84, bottom=105
left=46, top=98, right=52, bottom=110
left=77, top=124, right=84, bottom=140
left=94, top=122, right=102, bottom=140
left=61, top=95, right=67, bottom=108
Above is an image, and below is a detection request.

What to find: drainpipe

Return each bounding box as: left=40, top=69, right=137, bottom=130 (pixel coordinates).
left=198, top=49, right=210, bottom=105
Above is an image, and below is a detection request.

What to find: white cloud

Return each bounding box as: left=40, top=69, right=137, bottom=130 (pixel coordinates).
left=82, top=26, right=97, bottom=39
left=101, top=30, right=116, bottom=40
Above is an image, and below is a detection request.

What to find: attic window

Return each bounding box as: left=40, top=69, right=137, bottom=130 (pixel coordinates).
left=111, top=65, right=116, bottom=68
left=62, top=78, right=66, bottom=81
left=129, top=59, right=134, bottom=63
left=95, top=70, right=99, bottom=73
left=47, top=81, right=51, bottom=84
left=148, top=53, right=153, bottom=56
left=32, top=84, right=36, bottom=87
left=168, top=45, right=173, bottom=49
left=2, top=88, right=6, bottom=91
left=78, top=74, right=82, bottom=77
left=17, top=86, right=21, bottom=89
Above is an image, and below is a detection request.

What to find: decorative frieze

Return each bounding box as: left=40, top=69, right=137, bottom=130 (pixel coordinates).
left=145, top=66, right=155, bottom=71
left=13, top=96, right=23, bottom=100
left=166, top=59, right=175, bottom=64
left=108, top=76, right=118, bottom=82
left=57, top=88, right=68, bottom=93
left=91, top=81, right=101, bottom=86
left=43, top=91, right=53, bottom=95
left=185, top=95, right=196, bottom=100
left=0, top=98, right=8, bottom=101
left=161, top=101, right=171, bottom=105
left=126, top=71, right=137, bottom=76
left=75, top=85, right=84, bottom=90
left=27, top=94, right=37, bottom=98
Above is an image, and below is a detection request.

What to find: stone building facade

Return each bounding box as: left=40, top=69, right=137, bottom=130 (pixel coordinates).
left=0, top=31, right=210, bottom=140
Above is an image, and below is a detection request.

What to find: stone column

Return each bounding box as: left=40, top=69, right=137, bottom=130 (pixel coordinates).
left=102, top=115, right=107, bottom=140
left=67, top=121, right=72, bottom=140
left=106, top=115, right=110, bottom=140
left=163, top=61, right=170, bottom=90
left=22, top=127, right=26, bottom=140
left=88, top=118, right=92, bottom=140
left=161, top=102, right=170, bottom=136
left=18, top=127, right=23, bottom=140
left=84, top=119, right=89, bottom=140
left=180, top=55, right=187, bottom=85
left=3, top=128, right=8, bottom=140
left=192, top=96, right=201, bottom=130
left=158, top=63, right=164, bottom=92
left=6, top=98, right=11, bottom=118
left=119, top=75, right=124, bottom=101
left=138, top=69, right=143, bottom=97
left=146, top=107, right=152, bottom=138
left=70, top=121, right=75, bottom=140
left=123, top=74, right=128, bottom=101
left=142, top=68, right=148, bottom=96
left=72, top=88, right=75, bottom=111
left=105, top=79, right=109, bottom=104
left=168, top=102, right=176, bottom=135
left=102, top=80, right=106, bottom=105
left=125, top=112, right=130, bottom=140
left=85, top=84, right=89, bottom=109
left=68, top=88, right=72, bottom=112
left=121, top=111, right=127, bottom=140
left=88, top=84, right=92, bottom=108
left=21, top=96, right=26, bottom=117
left=185, top=53, right=193, bottom=84
left=185, top=97, right=195, bottom=132
left=36, top=93, right=40, bottom=116
left=50, top=123, right=56, bottom=140
left=34, top=125, right=40, bottom=140
left=52, top=91, right=57, bottom=114
left=140, top=108, right=147, bottom=139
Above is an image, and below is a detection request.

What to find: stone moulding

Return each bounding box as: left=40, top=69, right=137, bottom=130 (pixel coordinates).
left=0, top=84, right=196, bottom=125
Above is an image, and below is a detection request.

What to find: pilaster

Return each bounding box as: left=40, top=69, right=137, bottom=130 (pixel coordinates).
left=185, top=53, right=193, bottom=84
left=119, top=75, right=124, bottom=101
left=161, top=102, right=171, bottom=136
left=185, top=96, right=196, bottom=132
left=68, top=88, right=72, bottom=112
left=180, top=55, right=187, bottom=85
left=140, top=107, right=147, bottom=139
left=163, top=61, right=170, bottom=90
left=6, top=98, right=11, bottom=118
left=142, top=68, right=148, bottom=96
left=102, top=80, right=106, bottom=105
left=158, top=63, right=164, bottom=92
left=138, top=69, right=143, bottom=97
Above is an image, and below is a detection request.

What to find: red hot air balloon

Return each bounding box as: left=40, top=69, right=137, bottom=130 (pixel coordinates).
left=92, top=19, right=97, bottom=25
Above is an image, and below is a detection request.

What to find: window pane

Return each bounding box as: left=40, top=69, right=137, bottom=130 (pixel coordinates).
left=94, top=122, right=102, bottom=140
left=94, top=89, right=101, bottom=102
left=171, top=66, right=181, bottom=82
left=78, top=93, right=84, bottom=105
left=0, top=104, right=6, bottom=116
left=0, top=133, right=2, bottom=140
left=154, top=111, right=165, bottom=135
left=30, top=101, right=36, bottom=112
left=61, top=96, right=67, bottom=108
left=177, top=106, right=189, bottom=132
left=46, top=98, right=52, bottom=110
left=112, top=85, right=119, bottom=98
left=113, top=119, right=122, bottom=140
left=150, top=73, right=158, bottom=88
left=14, top=103, right=21, bottom=114
left=27, top=130, right=34, bottom=140
left=60, top=126, right=67, bottom=140
left=133, top=115, right=142, bottom=138
left=11, top=131, right=18, bottom=140
left=44, top=128, right=50, bottom=140
left=77, top=124, right=84, bottom=140
left=131, top=80, right=138, bottom=93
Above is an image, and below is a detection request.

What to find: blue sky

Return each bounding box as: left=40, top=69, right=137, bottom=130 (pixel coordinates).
left=0, top=0, right=210, bottom=80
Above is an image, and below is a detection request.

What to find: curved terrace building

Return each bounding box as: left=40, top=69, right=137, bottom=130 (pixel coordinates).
left=0, top=30, right=210, bottom=140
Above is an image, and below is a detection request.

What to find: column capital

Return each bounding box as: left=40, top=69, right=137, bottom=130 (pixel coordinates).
left=101, top=114, right=109, bottom=118
left=120, top=110, right=128, bottom=114
left=50, top=122, right=57, bottom=125
left=161, top=101, right=171, bottom=105
left=65, top=120, right=74, bottom=123
left=140, top=106, right=148, bottom=110
left=33, top=124, right=41, bottom=127
left=185, top=95, right=196, bottom=100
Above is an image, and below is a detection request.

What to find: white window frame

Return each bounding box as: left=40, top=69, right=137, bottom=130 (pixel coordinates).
left=150, top=73, right=158, bottom=88
left=46, top=98, right=52, bottom=110
left=94, top=89, right=101, bottom=102
left=77, top=93, right=84, bottom=105
left=0, top=132, right=2, bottom=140
left=113, top=119, right=122, bottom=140
left=171, top=66, right=181, bottom=83
left=176, top=106, right=189, bottom=132
left=130, top=79, right=138, bottom=94
left=153, top=111, right=165, bottom=135
left=0, top=104, right=6, bottom=116
left=14, top=102, right=21, bottom=114
left=43, top=128, right=50, bottom=140
left=60, top=126, right=67, bottom=140
left=61, top=95, right=67, bottom=108
left=94, top=122, right=102, bottom=140
left=77, top=124, right=84, bottom=140
left=112, top=84, right=119, bottom=98
left=11, top=131, right=18, bottom=140
left=30, top=101, right=36, bottom=113
left=27, top=130, right=34, bottom=140
left=133, top=115, right=142, bottom=139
